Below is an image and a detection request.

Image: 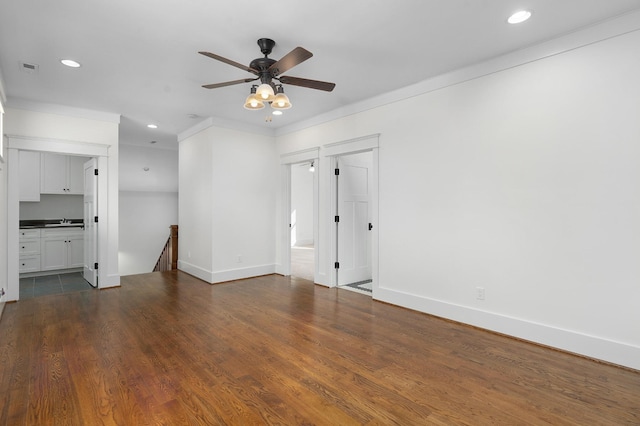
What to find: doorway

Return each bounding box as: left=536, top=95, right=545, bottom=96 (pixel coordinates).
left=290, top=161, right=316, bottom=282
left=16, top=152, right=99, bottom=299
left=7, top=136, right=110, bottom=302
left=335, top=151, right=373, bottom=295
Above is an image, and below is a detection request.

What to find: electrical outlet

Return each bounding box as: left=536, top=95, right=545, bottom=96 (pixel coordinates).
left=476, top=287, right=485, bottom=300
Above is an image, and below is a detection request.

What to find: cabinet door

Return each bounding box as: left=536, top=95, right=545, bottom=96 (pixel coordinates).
left=41, top=153, right=68, bottom=194
left=41, top=238, right=67, bottom=271
left=67, top=156, right=88, bottom=194
left=19, top=151, right=41, bottom=201
left=67, top=236, right=85, bottom=268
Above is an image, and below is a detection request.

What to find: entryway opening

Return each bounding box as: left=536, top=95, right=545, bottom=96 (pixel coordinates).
left=334, top=151, right=373, bottom=296
left=290, top=160, right=316, bottom=282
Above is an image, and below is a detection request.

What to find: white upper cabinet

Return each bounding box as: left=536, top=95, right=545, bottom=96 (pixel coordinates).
left=40, top=153, right=89, bottom=194
left=18, top=150, right=41, bottom=202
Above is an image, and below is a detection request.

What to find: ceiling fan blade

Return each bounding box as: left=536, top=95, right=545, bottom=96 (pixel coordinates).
left=277, top=76, right=336, bottom=92
left=199, top=51, right=259, bottom=75
left=268, top=47, right=313, bottom=76
left=202, top=78, right=258, bottom=89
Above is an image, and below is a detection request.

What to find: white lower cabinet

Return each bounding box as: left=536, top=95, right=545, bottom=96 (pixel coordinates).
left=40, top=228, right=84, bottom=271
left=19, top=229, right=41, bottom=273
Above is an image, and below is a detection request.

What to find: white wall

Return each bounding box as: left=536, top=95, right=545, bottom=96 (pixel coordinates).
left=20, top=194, right=83, bottom=220
left=119, top=144, right=178, bottom=192
left=119, top=191, right=178, bottom=275
left=291, top=164, right=314, bottom=246
left=276, top=27, right=640, bottom=369
left=179, top=125, right=277, bottom=283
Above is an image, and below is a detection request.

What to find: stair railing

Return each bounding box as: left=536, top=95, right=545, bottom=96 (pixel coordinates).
left=154, top=225, right=178, bottom=272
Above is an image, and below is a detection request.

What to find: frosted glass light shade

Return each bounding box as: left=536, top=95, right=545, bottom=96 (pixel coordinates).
left=256, top=84, right=275, bottom=101
left=244, top=93, right=265, bottom=110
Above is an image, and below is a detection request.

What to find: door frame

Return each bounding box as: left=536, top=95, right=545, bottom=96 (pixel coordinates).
left=324, top=134, right=379, bottom=291
left=7, top=136, right=109, bottom=300
left=334, top=151, right=374, bottom=286
left=279, top=148, right=319, bottom=281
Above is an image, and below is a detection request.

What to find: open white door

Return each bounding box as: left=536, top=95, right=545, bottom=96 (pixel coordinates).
left=83, top=158, right=98, bottom=287
left=337, top=152, right=372, bottom=286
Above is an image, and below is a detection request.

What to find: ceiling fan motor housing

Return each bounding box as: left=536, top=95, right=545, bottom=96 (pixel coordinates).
left=251, top=39, right=277, bottom=86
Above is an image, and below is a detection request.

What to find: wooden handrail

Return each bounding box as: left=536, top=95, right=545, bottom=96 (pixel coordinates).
left=154, top=225, right=178, bottom=272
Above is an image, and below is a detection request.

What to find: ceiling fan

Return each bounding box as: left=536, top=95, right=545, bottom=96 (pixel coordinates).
left=199, top=38, right=335, bottom=110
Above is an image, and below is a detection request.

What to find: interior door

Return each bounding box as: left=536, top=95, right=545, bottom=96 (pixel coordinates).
left=83, top=158, right=98, bottom=287
left=337, top=152, right=372, bottom=285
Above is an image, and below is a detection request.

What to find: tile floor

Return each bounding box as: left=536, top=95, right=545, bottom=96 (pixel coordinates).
left=20, top=272, right=94, bottom=300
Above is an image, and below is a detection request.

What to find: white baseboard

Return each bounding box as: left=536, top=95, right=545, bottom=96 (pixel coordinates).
left=178, top=261, right=276, bottom=285
left=178, top=260, right=213, bottom=283
left=100, top=273, right=121, bottom=289
left=211, top=264, right=276, bottom=284
left=375, top=287, right=640, bottom=371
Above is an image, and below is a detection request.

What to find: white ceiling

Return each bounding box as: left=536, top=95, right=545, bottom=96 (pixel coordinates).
left=2, top=0, right=640, bottom=150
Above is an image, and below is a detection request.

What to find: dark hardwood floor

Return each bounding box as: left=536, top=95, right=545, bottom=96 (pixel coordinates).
left=1, top=271, right=638, bottom=425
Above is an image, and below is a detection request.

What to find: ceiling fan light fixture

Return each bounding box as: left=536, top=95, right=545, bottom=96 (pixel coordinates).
left=256, top=83, right=275, bottom=101
left=271, top=86, right=292, bottom=110
left=244, top=86, right=265, bottom=110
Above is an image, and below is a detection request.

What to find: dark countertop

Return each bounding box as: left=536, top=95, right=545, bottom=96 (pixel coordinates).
left=20, top=219, right=84, bottom=229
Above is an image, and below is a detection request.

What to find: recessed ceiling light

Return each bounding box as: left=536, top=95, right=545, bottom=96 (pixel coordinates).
left=60, top=59, right=81, bottom=68
left=272, top=110, right=283, bottom=116
left=508, top=10, right=532, bottom=24
left=147, top=124, right=158, bottom=129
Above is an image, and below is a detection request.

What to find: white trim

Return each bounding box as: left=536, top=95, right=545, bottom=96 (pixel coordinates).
left=211, top=264, right=276, bottom=284
left=6, top=98, right=120, bottom=124
left=7, top=135, right=109, bottom=156
left=323, top=134, right=380, bottom=157
left=279, top=147, right=319, bottom=164
left=0, top=68, right=7, bottom=103
left=178, top=115, right=276, bottom=141
left=178, top=260, right=213, bottom=283
left=375, top=287, right=640, bottom=371
left=276, top=10, right=640, bottom=136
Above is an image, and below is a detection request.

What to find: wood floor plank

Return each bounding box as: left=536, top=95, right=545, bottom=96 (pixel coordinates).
left=1, top=271, right=639, bottom=425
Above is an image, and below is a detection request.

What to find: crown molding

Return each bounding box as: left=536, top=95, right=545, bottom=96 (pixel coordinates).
left=178, top=114, right=276, bottom=142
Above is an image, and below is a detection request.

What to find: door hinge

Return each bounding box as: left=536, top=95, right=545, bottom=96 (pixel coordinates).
left=334, top=215, right=339, bottom=223
left=335, top=168, right=340, bottom=176
left=334, top=262, right=340, bottom=269
left=94, top=262, right=99, bottom=270
left=369, top=223, right=373, bottom=231
left=94, top=169, right=99, bottom=176
left=94, top=216, right=98, bottom=223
